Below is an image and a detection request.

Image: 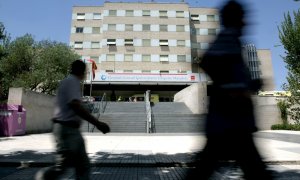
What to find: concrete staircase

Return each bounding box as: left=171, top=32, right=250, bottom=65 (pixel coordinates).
left=81, top=102, right=205, bottom=133
left=81, top=102, right=147, bottom=133
left=151, top=102, right=205, bottom=133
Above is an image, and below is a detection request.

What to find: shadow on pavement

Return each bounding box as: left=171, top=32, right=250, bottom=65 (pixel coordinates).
left=0, top=150, right=300, bottom=179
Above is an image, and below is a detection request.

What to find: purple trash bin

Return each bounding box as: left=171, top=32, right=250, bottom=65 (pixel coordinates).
left=0, top=104, right=26, bottom=137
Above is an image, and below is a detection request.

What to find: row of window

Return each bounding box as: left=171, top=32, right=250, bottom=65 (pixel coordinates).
left=105, top=24, right=188, bottom=32
left=73, top=39, right=211, bottom=49
left=106, top=10, right=185, bottom=17
left=191, top=42, right=211, bottom=50
left=73, top=25, right=218, bottom=35
left=83, top=54, right=191, bottom=63
left=106, top=54, right=188, bottom=62
left=73, top=24, right=189, bottom=33
left=101, top=70, right=189, bottom=74
left=191, top=28, right=219, bottom=35
left=75, top=10, right=218, bottom=20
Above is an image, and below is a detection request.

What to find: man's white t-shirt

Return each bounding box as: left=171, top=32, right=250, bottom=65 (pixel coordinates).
left=54, top=74, right=82, bottom=123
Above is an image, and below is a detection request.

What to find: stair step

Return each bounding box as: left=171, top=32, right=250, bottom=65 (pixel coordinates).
left=83, top=101, right=206, bottom=133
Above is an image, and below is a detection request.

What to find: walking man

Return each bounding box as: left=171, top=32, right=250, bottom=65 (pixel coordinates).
left=186, top=0, right=273, bottom=179
left=35, top=60, right=110, bottom=180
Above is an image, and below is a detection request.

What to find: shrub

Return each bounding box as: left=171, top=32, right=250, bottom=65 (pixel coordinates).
left=271, top=124, right=300, bottom=131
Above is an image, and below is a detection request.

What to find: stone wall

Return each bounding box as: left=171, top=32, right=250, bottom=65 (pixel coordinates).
left=7, top=88, right=55, bottom=134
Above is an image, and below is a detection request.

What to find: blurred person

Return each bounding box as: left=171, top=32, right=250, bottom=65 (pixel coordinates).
left=186, top=0, right=272, bottom=179
left=35, top=60, right=110, bottom=180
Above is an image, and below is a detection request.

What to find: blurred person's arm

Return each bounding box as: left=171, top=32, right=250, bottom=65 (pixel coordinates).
left=69, top=100, right=110, bottom=133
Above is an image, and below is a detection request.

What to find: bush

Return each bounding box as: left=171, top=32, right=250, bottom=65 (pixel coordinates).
left=271, top=124, right=300, bottom=131
left=277, top=100, right=289, bottom=125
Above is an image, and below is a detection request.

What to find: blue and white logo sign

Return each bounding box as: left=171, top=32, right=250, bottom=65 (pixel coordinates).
left=94, top=73, right=201, bottom=82
left=101, top=75, right=107, bottom=80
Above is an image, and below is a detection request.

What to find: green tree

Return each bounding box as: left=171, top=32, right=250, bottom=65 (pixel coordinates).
left=0, top=22, right=11, bottom=101
left=28, top=40, right=79, bottom=94
left=0, top=34, right=80, bottom=101
left=0, top=22, right=10, bottom=58
left=278, top=10, right=300, bottom=124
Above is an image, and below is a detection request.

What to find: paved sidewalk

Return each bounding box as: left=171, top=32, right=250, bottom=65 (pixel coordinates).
left=0, top=130, right=300, bottom=179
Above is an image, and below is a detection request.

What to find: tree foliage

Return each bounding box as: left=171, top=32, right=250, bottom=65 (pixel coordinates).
left=0, top=22, right=10, bottom=58
left=278, top=10, right=300, bottom=124
left=0, top=32, right=80, bottom=101
left=0, top=22, right=11, bottom=101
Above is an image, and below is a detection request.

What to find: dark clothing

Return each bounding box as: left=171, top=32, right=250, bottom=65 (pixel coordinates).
left=200, top=28, right=258, bottom=135
left=186, top=133, right=272, bottom=180
left=186, top=28, right=272, bottom=179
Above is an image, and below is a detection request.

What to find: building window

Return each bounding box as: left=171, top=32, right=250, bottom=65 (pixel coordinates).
left=160, top=55, right=169, bottom=62
left=191, top=42, right=199, bottom=49
left=108, top=24, right=116, bottom=31
left=107, top=54, right=115, bottom=61
left=91, top=42, right=100, bottom=49
left=124, top=54, right=133, bottom=61
left=177, top=40, right=185, bottom=47
left=208, top=29, right=217, bottom=35
left=125, top=10, right=134, bottom=16
left=77, top=13, right=85, bottom=20
left=190, top=27, right=196, bottom=35
left=176, top=25, right=185, bottom=32
left=191, top=14, right=199, bottom=21
left=93, top=13, right=101, bottom=20
left=142, top=24, right=150, bottom=31
left=159, top=10, right=168, bottom=18
left=92, top=27, right=100, bottom=34
left=199, top=29, right=208, bottom=35
left=196, top=28, right=200, bottom=35
left=142, top=70, right=151, bottom=73
left=142, top=55, right=151, bottom=62
left=106, top=70, right=114, bottom=73
left=160, top=25, right=168, bottom=32
left=76, top=27, right=83, bottom=33
left=160, top=70, right=169, bottom=74
left=74, top=42, right=83, bottom=49
left=109, top=10, right=117, bottom=16
left=142, top=10, right=150, bottom=16
left=124, top=70, right=133, bottom=73
left=207, top=15, right=215, bottom=21
left=200, top=43, right=210, bottom=50
left=142, top=39, right=151, bottom=46
left=177, top=55, right=186, bottom=62
left=125, top=24, right=133, bottom=31
left=107, top=39, right=116, bottom=45
left=159, top=40, right=169, bottom=46
left=124, top=39, right=134, bottom=46
left=176, top=11, right=184, bottom=18
left=90, top=56, right=99, bottom=62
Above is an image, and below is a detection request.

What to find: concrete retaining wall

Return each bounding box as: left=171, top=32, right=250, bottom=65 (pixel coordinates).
left=174, top=84, right=281, bottom=130
left=7, top=88, right=55, bottom=134
left=174, top=83, right=208, bottom=114
left=253, top=96, right=281, bottom=130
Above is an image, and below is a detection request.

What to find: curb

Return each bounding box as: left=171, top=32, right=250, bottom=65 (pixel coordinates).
left=1, top=160, right=299, bottom=168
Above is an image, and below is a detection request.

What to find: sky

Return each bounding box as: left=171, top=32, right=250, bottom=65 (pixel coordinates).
left=0, top=0, right=299, bottom=90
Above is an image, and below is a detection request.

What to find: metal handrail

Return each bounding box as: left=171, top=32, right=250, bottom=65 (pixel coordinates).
left=90, top=93, right=107, bottom=132
left=145, top=90, right=152, bottom=133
